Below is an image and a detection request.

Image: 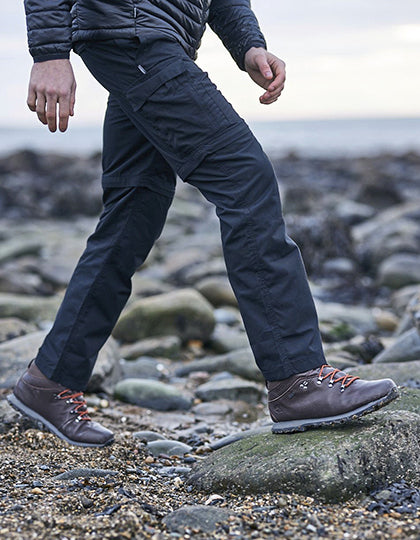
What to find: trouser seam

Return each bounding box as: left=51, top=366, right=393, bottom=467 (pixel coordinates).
left=244, top=205, right=291, bottom=364
left=51, top=193, right=137, bottom=384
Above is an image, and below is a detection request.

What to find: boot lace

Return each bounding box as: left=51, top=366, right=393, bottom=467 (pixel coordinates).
left=55, top=389, right=91, bottom=422
left=317, top=364, right=359, bottom=393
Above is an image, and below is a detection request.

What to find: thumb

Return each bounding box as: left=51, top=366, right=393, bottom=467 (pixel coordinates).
left=255, top=54, right=273, bottom=79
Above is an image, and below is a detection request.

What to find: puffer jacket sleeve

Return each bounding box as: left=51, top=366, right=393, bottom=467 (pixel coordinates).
left=208, top=0, right=267, bottom=71
left=24, top=0, right=73, bottom=62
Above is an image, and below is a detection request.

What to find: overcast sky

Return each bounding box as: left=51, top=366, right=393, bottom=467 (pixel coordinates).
left=1, top=0, right=420, bottom=127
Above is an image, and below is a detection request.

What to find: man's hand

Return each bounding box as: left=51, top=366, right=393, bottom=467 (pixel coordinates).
left=27, top=59, right=76, bottom=132
left=244, top=47, right=286, bottom=105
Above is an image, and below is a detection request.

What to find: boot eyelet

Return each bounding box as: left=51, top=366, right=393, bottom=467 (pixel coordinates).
left=75, top=417, right=80, bottom=423
left=328, top=382, right=334, bottom=388
left=340, top=386, right=345, bottom=392
left=316, top=379, right=322, bottom=385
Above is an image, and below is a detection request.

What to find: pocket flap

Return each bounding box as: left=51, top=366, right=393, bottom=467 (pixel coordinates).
left=126, top=59, right=188, bottom=111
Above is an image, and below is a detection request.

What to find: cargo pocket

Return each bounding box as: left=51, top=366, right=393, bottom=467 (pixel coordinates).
left=124, top=58, right=240, bottom=163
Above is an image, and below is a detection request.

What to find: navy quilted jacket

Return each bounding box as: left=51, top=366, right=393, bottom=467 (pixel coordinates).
left=24, top=0, right=267, bottom=70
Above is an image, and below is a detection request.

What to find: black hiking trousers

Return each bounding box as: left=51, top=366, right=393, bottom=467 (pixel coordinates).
left=35, top=38, right=325, bottom=390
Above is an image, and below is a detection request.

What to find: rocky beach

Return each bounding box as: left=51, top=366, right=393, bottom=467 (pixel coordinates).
left=0, top=148, right=419, bottom=538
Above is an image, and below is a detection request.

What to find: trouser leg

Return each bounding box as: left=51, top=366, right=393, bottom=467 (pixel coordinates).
left=65, top=37, right=325, bottom=384
left=187, top=135, right=325, bottom=381
left=35, top=186, right=173, bottom=390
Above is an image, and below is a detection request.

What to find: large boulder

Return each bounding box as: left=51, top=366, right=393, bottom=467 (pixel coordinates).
left=113, top=289, right=215, bottom=343
left=188, top=410, right=420, bottom=502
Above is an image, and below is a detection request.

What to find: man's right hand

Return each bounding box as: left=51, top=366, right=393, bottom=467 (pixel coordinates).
left=27, top=59, right=77, bottom=133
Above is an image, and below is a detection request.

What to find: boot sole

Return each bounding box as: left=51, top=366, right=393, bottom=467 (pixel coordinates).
left=7, top=394, right=114, bottom=448
left=271, top=385, right=399, bottom=434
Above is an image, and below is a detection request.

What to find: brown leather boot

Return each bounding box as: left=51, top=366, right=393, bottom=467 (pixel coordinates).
left=8, top=361, right=114, bottom=447
left=268, top=364, right=399, bottom=434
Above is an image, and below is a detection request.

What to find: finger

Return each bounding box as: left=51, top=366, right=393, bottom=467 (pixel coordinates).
left=27, top=86, right=37, bottom=112
left=45, top=93, right=58, bottom=132
left=35, top=93, right=47, bottom=125
left=260, top=83, right=285, bottom=103
left=267, top=69, right=286, bottom=92
left=69, top=82, right=76, bottom=116
left=58, top=95, right=70, bottom=132
left=255, top=54, right=273, bottom=80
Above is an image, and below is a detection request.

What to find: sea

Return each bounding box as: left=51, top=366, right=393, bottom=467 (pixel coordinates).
left=0, top=116, right=419, bottom=159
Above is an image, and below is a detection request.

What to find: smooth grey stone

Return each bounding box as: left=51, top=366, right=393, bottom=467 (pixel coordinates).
left=132, top=431, right=167, bottom=442
left=114, top=378, right=192, bottom=411
left=119, top=357, right=167, bottom=380
left=147, top=439, right=192, bottom=457
left=0, top=293, right=61, bottom=323
left=0, top=317, right=37, bottom=343
left=0, top=331, right=120, bottom=391
left=210, top=425, right=271, bottom=450
left=373, top=328, right=420, bottom=363
left=323, top=258, right=356, bottom=276
left=54, top=469, right=118, bottom=480
left=183, top=259, right=228, bottom=285
left=208, top=324, right=250, bottom=354
left=195, top=276, right=237, bottom=308
left=113, top=289, right=215, bottom=343
left=315, top=299, right=378, bottom=334
left=158, top=466, right=192, bottom=476
left=335, top=200, right=376, bottom=225
left=0, top=238, right=42, bottom=265
left=162, top=505, right=232, bottom=534
left=214, top=307, right=243, bottom=326
left=120, top=335, right=181, bottom=360
left=378, top=254, right=420, bottom=289
left=195, top=377, right=264, bottom=404
left=188, top=410, right=420, bottom=503
left=192, top=402, right=232, bottom=417
left=176, top=348, right=263, bottom=382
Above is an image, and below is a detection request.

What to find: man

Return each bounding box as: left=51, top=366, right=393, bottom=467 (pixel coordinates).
left=9, top=0, right=398, bottom=447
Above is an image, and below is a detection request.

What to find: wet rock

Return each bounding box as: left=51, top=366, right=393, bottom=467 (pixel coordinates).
left=195, top=277, right=237, bottom=307
left=113, top=289, right=215, bottom=343
left=208, top=324, right=250, bottom=353
left=391, top=285, right=420, bottom=315
left=176, top=348, right=263, bottom=382
left=195, top=377, right=264, bottom=403
left=132, top=431, right=167, bottom=442
left=54, top=469, right=118, bottom=480
left=373, top=328, right=420, bottom=363
left=0, top=317, right=37, bottom=343
left=0, top=293, right=61, bottom=322
left=378, top=254, right=420, bottom=289
left=188, top=410, right=420, bottom=502
left=368, top=480, right=420, bottom=515
left=147, top=439, right=192, bottom=457
left=114, top=378, right=192, bottom=411
left=162, top=505, right=231, bottom=534
left=120, top=335, right=181, bottom=360
left=119, top=357, right=168, bottom=380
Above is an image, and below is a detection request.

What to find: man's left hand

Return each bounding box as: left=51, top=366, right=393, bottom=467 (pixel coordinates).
left=244, top=47, right=286, bottom=105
